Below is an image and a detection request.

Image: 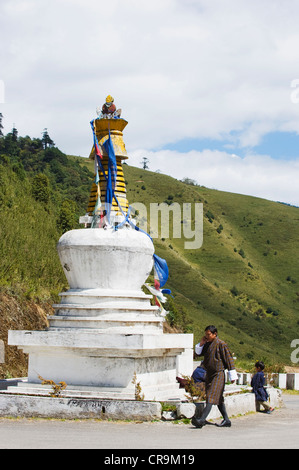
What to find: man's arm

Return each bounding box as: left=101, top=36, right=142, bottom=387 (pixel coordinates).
left=195, top=343, right=204, bottom=356
left=195, top=336, right=207, bottom=356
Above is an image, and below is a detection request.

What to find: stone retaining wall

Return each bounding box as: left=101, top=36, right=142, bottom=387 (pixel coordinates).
left=168, top=386, right=283, bottom=421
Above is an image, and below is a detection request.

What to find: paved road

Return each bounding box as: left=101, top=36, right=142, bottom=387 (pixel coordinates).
left=0, top=394, right=298, bottom=450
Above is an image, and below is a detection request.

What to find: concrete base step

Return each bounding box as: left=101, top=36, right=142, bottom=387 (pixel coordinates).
left=1, top=380, right=186, bottom=402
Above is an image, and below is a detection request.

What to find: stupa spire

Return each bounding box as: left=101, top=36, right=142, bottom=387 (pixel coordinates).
left=87, top=96, right=129, bottom=226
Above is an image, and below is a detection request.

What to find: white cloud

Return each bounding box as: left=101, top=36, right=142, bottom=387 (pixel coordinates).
left=1, top=0, right=299, bottom=204
left=128, top=148, right=299, bottom=207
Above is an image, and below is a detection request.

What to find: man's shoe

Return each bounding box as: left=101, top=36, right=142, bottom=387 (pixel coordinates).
left=191, top=417, right=206, bottom=428
left=216, top=419, right=231, bottom=427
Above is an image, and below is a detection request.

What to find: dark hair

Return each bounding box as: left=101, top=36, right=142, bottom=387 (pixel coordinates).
left=255, top=361, right=265, bottom=370
left=205, top=325, right=218, bottom=335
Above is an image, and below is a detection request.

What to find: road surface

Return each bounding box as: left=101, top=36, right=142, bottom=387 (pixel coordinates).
left=0, top=393, right=298, bottom=450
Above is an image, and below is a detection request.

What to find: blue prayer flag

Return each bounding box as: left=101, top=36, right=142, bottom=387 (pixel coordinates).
left=153, top=254, right=169, bottom=288
left=103, top=132, right=117, bottom=222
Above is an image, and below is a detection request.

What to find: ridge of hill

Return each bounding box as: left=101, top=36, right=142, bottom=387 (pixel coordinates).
left=0, top=133, right=298, bottom=376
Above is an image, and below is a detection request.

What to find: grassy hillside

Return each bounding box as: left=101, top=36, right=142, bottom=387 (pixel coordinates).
left=125, top=165, right=299, bottom=364
left=75, top=156, right=299, bottom=364
left=0, top=134, right=93, bottom=300
left=0, top=132, right=298, bottom=376
left=0, top=134, right=93, bottom=378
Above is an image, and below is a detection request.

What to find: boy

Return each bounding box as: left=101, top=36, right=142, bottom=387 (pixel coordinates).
left=251, top=361, right=274, bottom=414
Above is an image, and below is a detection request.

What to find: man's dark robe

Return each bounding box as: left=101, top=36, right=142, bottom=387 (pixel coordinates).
left=198, top=337, right=235, bottom=405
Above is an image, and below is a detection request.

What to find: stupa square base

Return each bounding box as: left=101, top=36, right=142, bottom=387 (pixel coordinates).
left=8, top=329, right=193, bottom=400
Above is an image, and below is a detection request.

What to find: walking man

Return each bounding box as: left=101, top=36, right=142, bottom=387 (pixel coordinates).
left=192, top=325, right=238, bottom=428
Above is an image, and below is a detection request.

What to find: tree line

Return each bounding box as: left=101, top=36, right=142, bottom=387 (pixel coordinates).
left=0, top=114, right=93, bottom=233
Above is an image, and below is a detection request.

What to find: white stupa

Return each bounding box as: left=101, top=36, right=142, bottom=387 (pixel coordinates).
left=7, top=97, right=193, bottom=401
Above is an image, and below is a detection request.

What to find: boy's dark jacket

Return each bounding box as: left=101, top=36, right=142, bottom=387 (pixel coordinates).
left=251, top=371, right=269, bottom=401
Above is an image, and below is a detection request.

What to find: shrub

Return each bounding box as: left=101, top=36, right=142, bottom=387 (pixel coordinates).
left=31, top=174, right=50, bottom=204
left=206, top=210, right=215, bottom=223
left=181, top=376, right=206, bottom=403
left=230, top=286, right=239, bottom=297
left=57, top=199, right=77, bottom=233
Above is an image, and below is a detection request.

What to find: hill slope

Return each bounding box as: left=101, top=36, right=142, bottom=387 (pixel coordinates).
left=0, top=136, right=298, bottom=376
left=123, top=165, right=299, bottom=363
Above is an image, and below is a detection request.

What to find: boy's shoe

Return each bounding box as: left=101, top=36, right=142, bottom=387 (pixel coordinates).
left=266, top=408, right=274, bottom=414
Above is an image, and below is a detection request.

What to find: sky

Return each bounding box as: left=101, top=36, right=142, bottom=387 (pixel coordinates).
left=1, top=0, right=299, bottom=206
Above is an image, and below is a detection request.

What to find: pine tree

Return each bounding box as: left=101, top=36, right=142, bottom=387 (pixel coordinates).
left=11, top=125, right=18, bottom=142
left=141, top=156, right=149, bottom=170
left=41, top=128, right=55, bottom=149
